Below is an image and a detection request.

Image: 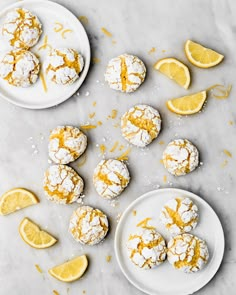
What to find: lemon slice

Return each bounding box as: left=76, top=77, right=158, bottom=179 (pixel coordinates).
left=48, top=255, right=88, bottom=282
left=154, top=58, right=190, bottom=89
left=185, top=40, right=224, bottom=68
left=0, top=188, right=39, bottom=215
left=166, top=90, right=207, bottom=115
left=19, top=218, right=57, bottom=249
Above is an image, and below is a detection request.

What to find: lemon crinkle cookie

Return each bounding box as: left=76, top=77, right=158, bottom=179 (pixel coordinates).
left=93, top=159, right=130, bottom=199
left=167, top=234, right=209, bottom=273
left=69, top=206, right=109, bottom=245
left=49, top=126, right=87, bottom=165
left=105, top=53, right=146, bottom=93
left=0, top=49, right=40, bottom=87
left=127, top=229, right=166, bottom=269
left=2, top=8, right=42, bottom=49
left=160, top=197, right=199, bottom=235
left=45, top=48, right=84, bottom=85
left=121, top=104, right=161, bottom=147
left=162, top=139, right=199, bottom=176
left=43, top=165, right=84, bottom=204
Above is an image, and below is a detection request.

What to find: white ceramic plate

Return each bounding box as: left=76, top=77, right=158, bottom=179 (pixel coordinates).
left=114, top=188, right=224, bottom=295
left=0, top=0, right=90, bottom=109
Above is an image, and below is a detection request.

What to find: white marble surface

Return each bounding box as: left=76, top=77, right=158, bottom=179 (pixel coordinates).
left=0, top=0, right=236, bottom=294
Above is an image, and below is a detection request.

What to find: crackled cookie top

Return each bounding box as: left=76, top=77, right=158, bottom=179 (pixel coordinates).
left=0, top=49, right=40, bottom=87
left=2, top=8, right=42, bottom=49
left=105, top=54, right=146, bottom=93
left=127, top=229, right=166, bottom=269
left=167, top=234, right=209, bottom=273
left=69, top=206, right=109, bottom=245
left=45, top=48, right=84, bottom=85
left=93, top=159, right=130, bottom=199
left=43, top=165, right=84, bottom=204
left=121, top=105, right=161, bottom=147
left=160, top=197, right=199, bottom=235
left=49, top=126, right=87, bottom=165
left=162, top=139, right=199, bottom=176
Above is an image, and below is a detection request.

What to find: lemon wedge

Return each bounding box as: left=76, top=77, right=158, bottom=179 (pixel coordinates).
left=166, top=90, right=207, bottom=115
left=154, top=57, right=190, bottom=89
left=185, top=40, right=224, bottom=68
left=0, top=188, right=39, bottom=215
left=48, top=255, right=88, bottom=282
left=19, top=217, right=57, bottom=249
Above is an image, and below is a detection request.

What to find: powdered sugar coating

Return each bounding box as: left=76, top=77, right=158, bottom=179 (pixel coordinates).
left=45, top=48, right=84, bottom=85
left=49, top=126, right=87, bottom=164
left=2, top=8, right=42, bottom=49
left=121, top=105, right=161, bottom=147
left=127, top=229, right=167, bottom=269
left=105, top=54, right=146, bottom=93
left=0, top=49, right=40, bottom=87
left=167, top=234, right=209, bottom=273
left=160, top=197, right=199, bottom=235
left=69, top=205, right=109, bottom=245
left=93, top=159, right=130, bottom=199
left=43, top=164, right=84, bottom=204
left=163, top=139, right=199, bottom=176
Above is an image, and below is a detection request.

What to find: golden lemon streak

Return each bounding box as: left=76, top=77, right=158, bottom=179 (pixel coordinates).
left=54, top=22, right=63, bottom=32
left=110, top=141, right=119, bottom=152
left=38, top=35, right=52, bottom=51
left=54, top=23, right=73, bottom=39
left=116, top=148, right=131, bottom=161
left=35, top=264, right=43, bottom=273
left=40, top=72, right=48, bottom=93
left=136, top=217, right=155, bottom=230
left=80, top=125, right=97, bottom=130
left=101, top=27, right=112, bottom=37
left=61, top=29, right=73, bottom=39
left=223, top=149, right=232, bottom=158
left=206, top=84, right=232, bottom=99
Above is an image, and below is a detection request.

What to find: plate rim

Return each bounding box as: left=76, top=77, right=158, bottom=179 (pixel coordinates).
left=114, top=188, right=225, bottom=295
left=0, top=0, right=91, bottom=109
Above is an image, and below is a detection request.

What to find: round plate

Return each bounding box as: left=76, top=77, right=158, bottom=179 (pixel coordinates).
left=114, top=188, right=225, bottom=295
left=0, top=0, right=90, bottom=109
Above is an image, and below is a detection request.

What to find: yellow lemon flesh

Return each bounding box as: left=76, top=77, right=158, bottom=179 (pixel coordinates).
left=185, top=40, right=224, bottom=68
left=19, top=217, right=57, bottom=249
left=0, top=188, right=39, bottom=215
left=48, top=255, right=88, bottom=282
left=154, top=57, right=190, bottom=89
left=166, top=90, right=207, bottom=115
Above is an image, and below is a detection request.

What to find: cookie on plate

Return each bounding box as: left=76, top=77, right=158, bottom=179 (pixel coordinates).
left=43, top=164, right=84, bottom=204
left=105, top=53, right=146, bottom=93
left=127, top=228, right=167, bottom=269
left=48, top=126, right=87, bottom=164
left=93, top=159, right=130, bottom=199
left=69, top=205, right=109, bottom=245
left=0, top=49, right=40, bottom=87
left=2, top=8, right=42, bottom=49
left=121, top=104, right=161, bottom=147
left=45, top=48, right=84, bottom=85
left=160, top=197, right=199, bottom=235
left=167, top=233, right=209, bottom=273
left=162, top=139, right=199, bottom=176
